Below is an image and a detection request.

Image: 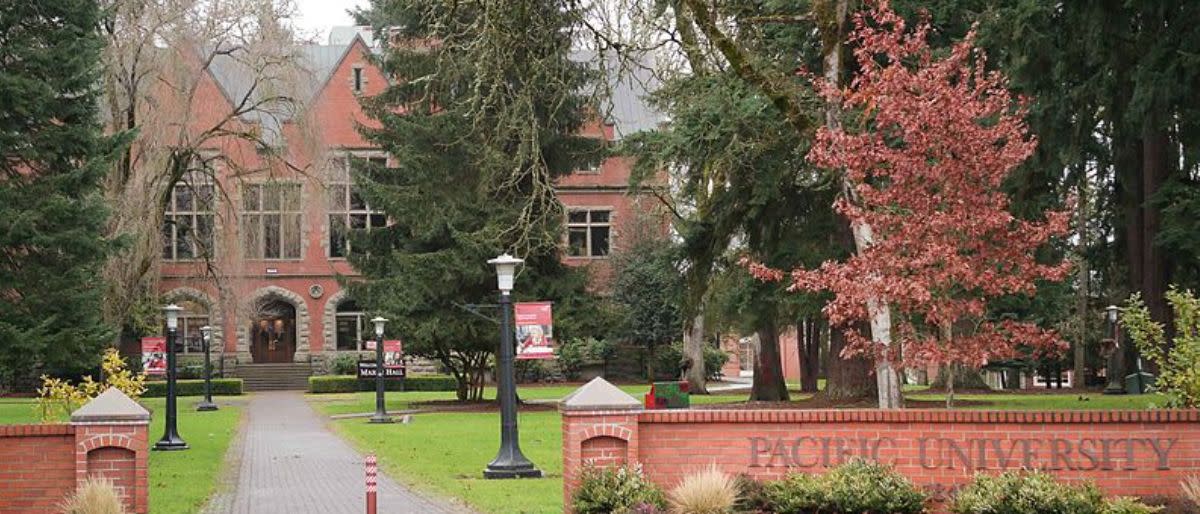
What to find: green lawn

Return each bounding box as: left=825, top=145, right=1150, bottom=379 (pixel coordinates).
left=0, top=396, right=242, bottom=514
left=313, top=384, right=1162, bottom=514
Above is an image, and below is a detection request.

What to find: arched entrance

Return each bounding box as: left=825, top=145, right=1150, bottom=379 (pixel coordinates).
left=250, top=299, right=297, bottom=363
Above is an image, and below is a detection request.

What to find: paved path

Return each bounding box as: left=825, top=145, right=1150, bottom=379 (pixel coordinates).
left=205, top=391, right=468, bottom=514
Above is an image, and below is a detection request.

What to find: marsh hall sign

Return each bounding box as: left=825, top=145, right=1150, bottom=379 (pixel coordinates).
left=559, top=379, right=1200, bottom=508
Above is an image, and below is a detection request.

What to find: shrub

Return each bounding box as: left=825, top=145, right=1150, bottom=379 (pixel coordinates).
left=556, top=338, right=590, bottom=380
left=307, top=374, right=457, bottom=394
left=143, top=378, right=242, bottom=397
left=765, top=460, right=925, bottom=514
left=732, top=474, right=770, bottom=514
left=703, top=345, right=730, bottom=380
left=1123, top=287, right=1200, bottom=407
left=586, top=338, right=617, bottom=369
left=668, top=465, right=738, bottom=514
left=329, top=354, right=361, bottom=375
left=951, top=471, right=1157, bottom=514
left=573, top=464, right=667, bottom=514
left=655, top=342, right=732, bottom=381
left=37, top=349, right=147, bottom=422
left=59, top=477, right=127, bottom=514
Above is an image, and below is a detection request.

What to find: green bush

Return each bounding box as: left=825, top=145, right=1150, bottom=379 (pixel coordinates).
left=655, top=342, right=733, bottom=381
left=1123, top=287, right=1200, bottom=407
left=573, top=464, right=667, bottom=514
left=143, top=378, right=242, bottom=397
left=328, top=354, right=361, bottom=375
left=951, top=471, right=1158, bottom=514
left=307, top=374, right=457, bottom=394
left=703, top=345, right=730, bottom=380
left=765, top=460, right=925, bottom=514
left=556, top=338, right=590, bottom=380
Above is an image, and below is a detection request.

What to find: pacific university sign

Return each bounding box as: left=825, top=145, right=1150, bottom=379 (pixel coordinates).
left=749, top=436, right=1178, bottom=471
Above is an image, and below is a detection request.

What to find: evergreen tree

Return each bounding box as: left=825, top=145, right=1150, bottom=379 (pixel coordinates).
left=348, top=0, right=603, bottom=400
left=0, top=0, right=129, bottom=389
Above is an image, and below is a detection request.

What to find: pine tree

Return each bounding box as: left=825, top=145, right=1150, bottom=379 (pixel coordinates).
left=0, top=0, right=129, bottom=389
left=348, top=0, right=603, bottom=400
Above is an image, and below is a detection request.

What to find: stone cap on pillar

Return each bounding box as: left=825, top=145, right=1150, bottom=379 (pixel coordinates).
left=561, top=377, right=643, bottom=412
left=71, top=387, right=150, bottom=424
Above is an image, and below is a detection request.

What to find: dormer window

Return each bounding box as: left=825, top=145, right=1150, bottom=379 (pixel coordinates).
left=352, top=67, right=364, bottom=93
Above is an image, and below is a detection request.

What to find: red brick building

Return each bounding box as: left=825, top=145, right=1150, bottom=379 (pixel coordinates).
left=156, top=28, right=662, bottom=379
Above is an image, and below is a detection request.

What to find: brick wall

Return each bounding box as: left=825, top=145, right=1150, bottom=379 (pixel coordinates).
left=0, top=391, right=150, bottom=514
left=562, top=405, right=1200, bottom=510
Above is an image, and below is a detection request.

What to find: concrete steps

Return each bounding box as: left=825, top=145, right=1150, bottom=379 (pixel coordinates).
left=236, top=363, right=312, bottom=391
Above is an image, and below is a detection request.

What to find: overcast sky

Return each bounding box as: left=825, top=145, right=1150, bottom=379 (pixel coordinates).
left=292, top=0, right=369, bottom=42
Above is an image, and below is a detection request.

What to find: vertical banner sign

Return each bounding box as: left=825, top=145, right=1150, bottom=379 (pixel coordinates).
left=383, top=340, right=403, bottom=370
left=515, top=302, right=555, bottom=360
left=141, top=337, right=167, bottom=376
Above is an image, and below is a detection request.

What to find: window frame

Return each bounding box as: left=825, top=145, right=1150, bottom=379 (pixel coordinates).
left=565, top=207, right=613, bottom=259
left=334, top=301, right=367, bottom=351
left=240, top=181, right=304, bottom=261
left=162, top=171, right=216, bottom=261
left=327, top=152, right=389, bottom=259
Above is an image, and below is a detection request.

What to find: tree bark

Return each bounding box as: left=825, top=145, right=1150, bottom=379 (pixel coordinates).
left=750, top=320, right=790, bottom=401
left=797, top=318, right=820, bottom=393
left=824, top=319, right=877, bottom=401
left=1140, top=124, right=1171, bottom=366
left=683, top=312, right=708, bottom=393
left=1074, top=165, right=1089, bottom=386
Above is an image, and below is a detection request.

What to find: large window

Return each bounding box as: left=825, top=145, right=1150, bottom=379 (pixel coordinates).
left=241, top=182, right=302, bottom=260
left=567, top=209, right=611, bottom=258
left=165, top=300, right=209, bottom=354
left=327, top=155, right=387, bottom=258
left=335, top=300, right=367, bottom=351
left=162, top=174, right=215, bottom=261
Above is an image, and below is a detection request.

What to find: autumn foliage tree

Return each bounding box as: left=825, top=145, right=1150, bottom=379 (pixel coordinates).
left=750, top=3, right=1071, bottom=406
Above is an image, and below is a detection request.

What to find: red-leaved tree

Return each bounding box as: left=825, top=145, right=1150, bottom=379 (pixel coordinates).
left=749, top=3, right=1072, bottom=406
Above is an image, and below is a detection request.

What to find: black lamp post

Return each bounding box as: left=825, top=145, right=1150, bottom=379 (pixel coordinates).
left=369, top=316, right=393, bottom=424
left=196, top=325, right=218, bottom=412
left=154, top=303, right=188, bottom=450
left=484, top=253, right=541, bottom=479
left=1103, top=305, right=1126, bottom=395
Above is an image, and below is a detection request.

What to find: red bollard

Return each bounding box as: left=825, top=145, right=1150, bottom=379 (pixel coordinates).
left=366, top=454, right=377, bottom=514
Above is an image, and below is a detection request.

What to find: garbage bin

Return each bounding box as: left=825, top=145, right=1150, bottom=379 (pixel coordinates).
left=1125, top=372, right=1155, bottom=395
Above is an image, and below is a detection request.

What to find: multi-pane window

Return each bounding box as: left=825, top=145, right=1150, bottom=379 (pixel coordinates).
left=335, top=300, right=366, bottom=351
left=165, top=301, right=209, bottom=354
left=241, top=182, right=302, bottom=260
left=162, top=175, right=215, bottom=261
left=567, top=209, right=611, bottom=258
left=328, top=155, right=387, bottom=258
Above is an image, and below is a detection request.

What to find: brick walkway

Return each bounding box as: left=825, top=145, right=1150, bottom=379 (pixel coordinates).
left=204, top=391, right=469, bottom=514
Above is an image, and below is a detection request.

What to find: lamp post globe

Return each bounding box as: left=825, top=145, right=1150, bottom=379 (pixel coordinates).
left=369, top=316, right=393, bottom=424
left=484, top=253, right=541, bottom=479
left=196, top=325, right=218, bottom=412
left=154, top=304, right=188, bottom=450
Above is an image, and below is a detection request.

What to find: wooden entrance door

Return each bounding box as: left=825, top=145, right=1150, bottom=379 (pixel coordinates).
left=250, top=300, right=296, bottom=363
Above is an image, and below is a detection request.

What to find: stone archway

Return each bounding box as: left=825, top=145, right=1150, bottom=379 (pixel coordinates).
left=321, top=288, right=349, bottom=354
left=162, top=287, right=225, bottom=350
left=238, top=286, right=310, bottom=362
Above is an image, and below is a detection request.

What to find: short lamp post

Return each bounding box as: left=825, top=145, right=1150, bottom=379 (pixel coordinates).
left=369, top=316, right=393, bottom=424
left=196, top=325, right=218, bottom=411
left=1103, top=305, right=1127, bottom=395
left=154, top=304, right=189, bottom=450
left=483, top=253, right=541, bottom=479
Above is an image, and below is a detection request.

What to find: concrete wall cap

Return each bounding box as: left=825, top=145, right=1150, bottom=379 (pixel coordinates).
left=561, top=377, right=643, bottom=412
left=70, top=387, right=150, bottom=423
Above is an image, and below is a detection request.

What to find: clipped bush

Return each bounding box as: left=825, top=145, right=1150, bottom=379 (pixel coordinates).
left=668, top=465, right=738, bottom=514
left=307, top=374, right=457, bottom=394
left=59, top=477, right=127, bottom=514
left=765, top=460, right=925, bottom=514
left=573, top=464, right=667, bottom=514
left=143, top=378, right=242, bottom=397
left=951, top=471, right=1158, bottom=514
left=329, top=354, right=361, bottom=375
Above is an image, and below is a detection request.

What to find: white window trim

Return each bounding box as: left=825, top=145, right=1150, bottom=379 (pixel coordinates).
left=240, top=181, right=304, bottom=261
left=327, top=151, right=390, bottom=260
left=565, top=207, right=614, bottom=259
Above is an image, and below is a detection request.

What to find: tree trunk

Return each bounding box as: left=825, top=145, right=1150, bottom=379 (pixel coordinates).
left=824, top=319, right=877, bottom=401
left=798, top=318, right=820, bottom=393
left=943, top=323, right=955, bottom=409
left=1140, top=124, right=1171, bottom=369
left=750, top=320, right=789, bottom=401
left=683, top=312, right=708, bottom=394
left=1074, top=165, right=1089, bottom=387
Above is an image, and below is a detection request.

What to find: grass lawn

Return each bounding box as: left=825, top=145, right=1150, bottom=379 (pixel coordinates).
left=312, top=383, right=1163, bottom=514
left=0, top=396, right=242, bottom=514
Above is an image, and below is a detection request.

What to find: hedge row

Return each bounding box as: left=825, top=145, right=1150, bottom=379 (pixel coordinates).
left=144, top=378, right=243, bottom=397
left=308, top=374, right=458, bottom=394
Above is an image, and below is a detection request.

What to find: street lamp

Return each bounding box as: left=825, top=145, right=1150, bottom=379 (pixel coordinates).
left=154, top=304, right=188, bottom=450
left=368, top=316, right=393, bottom=424
left=196, top=325, right=218, bottom=412
left=483, top=253, right=541, bottom=479
left=1103, top=305, right=1126, bottom=395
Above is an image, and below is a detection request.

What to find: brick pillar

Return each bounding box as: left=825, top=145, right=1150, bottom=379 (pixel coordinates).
left=560, top=378, right=643, bottom=513
left=70, top=388, right=151, bottom=514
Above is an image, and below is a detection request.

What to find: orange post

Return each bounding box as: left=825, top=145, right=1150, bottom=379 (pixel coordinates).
left=366, top=454, right=377, bottom=514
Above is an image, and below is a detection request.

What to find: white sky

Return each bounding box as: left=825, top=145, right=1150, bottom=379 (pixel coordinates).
left=292, top=0, right=369, bottom=42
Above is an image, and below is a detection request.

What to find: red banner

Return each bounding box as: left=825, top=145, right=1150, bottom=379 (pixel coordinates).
left=384, top=340, right=403, bottom=369
left=515, top=302, right=555, bottom=360
left=141, top=337, right=166, bottom=376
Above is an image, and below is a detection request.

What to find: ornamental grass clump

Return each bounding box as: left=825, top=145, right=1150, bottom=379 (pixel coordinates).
left=667, top=465, right=739, bottom=514
left=573, top=464, right=667, bottom=514
left=59, top=477, right=127, bottom=514
left=951, top=471, right=1158, bottom=514
left=1181, top=475, right=1200, bottom=508
left=764, top=459, right=925, bottom=514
